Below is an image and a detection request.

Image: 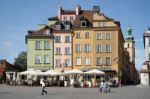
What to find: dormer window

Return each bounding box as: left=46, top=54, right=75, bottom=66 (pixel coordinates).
left=56, top=24, right=61, bottom=30
left=44, top=29, right=51, bottom=35
left=65, top=24, right=70, bottom=30
left=64, top=21, right=71, bottom=30
left=81, top=20, right=87, bottom=27
left=80, top=16, right=87, bottom=27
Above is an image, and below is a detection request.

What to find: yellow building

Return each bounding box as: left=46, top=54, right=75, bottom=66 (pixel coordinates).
left=73, top=6, right=124, bottom=81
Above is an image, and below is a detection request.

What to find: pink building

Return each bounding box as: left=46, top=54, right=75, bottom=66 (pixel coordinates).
left=52, top=5, right=81, bottom=72
left=53, top=29, right=72, bottom=72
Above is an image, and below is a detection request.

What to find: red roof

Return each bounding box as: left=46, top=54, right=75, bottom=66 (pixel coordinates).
left=61, top=10, right=75, bottom=15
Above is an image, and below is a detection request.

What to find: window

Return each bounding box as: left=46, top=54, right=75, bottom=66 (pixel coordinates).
left=97, top=45, right=102, bottom=52
left=96, top=57, right=102, bottom=65
left=56, top=25, right=61, bottom=30
left=81, top=21, right=87, bottom=27
left=65, top=36, right=70, bottom=43
left=76, top=44, right=81, bottom=52
left=106, top=33, right=111, bottom=40
left=65, top=25, right=70, bottom=30
left=65, top=47, right=70, bottom=54
left=85, top=32, right=90, bottom=38
left=44, top=29, right=50, bottom=35
left=70, top=16, right=73, bottom=21
left=44, top=41, right=49, bottom=49
left=35, top=41, right=41, bottom=49
left=56, top=48, right=61, bottom=55
left=64, top=17, right=67, bottom=21
left=96, top=33, right=102, bottom=40
left=44, top=55, right=50, bottom=64
left=76, top=57, right=81, bottom=65
left=85, top=57, right=90, bottom=65
left=149, top=53, right=150, bottom=61
left=76, top=32, right=81, bottom=38
left=98, top=22, right=106, bottom=27
left=55, top=36, right=61, bottom=43
left=35, top=55, right=41, bottom=64
left=56, top=59, right=61, bottom=67
left=64, top=59, right=70, bottom=67
left=106, top=57, right=111, bottom=66
left=85, top=44, right=90, bottom=52
left=106, top=44, right=111, bottom=52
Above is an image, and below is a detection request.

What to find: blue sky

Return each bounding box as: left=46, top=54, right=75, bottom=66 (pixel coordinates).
left=0, top=0, right=150, bottom=70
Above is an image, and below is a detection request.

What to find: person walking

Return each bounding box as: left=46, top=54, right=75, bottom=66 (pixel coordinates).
left=40, top=78, right=47, bottom=95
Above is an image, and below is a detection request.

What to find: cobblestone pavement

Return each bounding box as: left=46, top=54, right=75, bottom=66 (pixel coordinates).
left=0, top=84, right=150, bottom=99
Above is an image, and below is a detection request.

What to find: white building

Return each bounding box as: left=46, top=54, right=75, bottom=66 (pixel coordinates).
left=140, top=28, right=150, bottom=85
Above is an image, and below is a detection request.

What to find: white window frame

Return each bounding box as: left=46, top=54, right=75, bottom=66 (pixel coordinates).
left=56, top=47, right=61, bottom=55
left=65, top=47, right=70, bottom=55
left=35, top=55, right=41, bottom=64
left=97, top=45, right=102, bottom=52
left=76, top=57, right=81, bottom=65
left=85, top=32, right=90, bottom=39
left=44, top=55, right=50, bottom=64
left=106, top=33, right=111, bottom=40
left=35, top=41, right=41, bottom=49
left=56, top=25, right=61, bottom=30
left=85, top=44, right=90, bottom=52
left=106, top=44, right=111, bottom=52
left=96, top=33, right=102, bottom=40
left=76, top=32, right=81, bottom=39
left=55, top=36, right=61, bottom=43
left=98, top=22, right=106, bottom=27
left=44, top=41, right=49, bottom=49
left=64, top=59, right=70, bottom=67
left=56, top=59, right=61, bottom=67
left=97, top=57, right=102, bottom=66
left=81, top=21, right=87, bottom=27
left=85, top=57, right=90, bottom=65
left=76, top=44, right=81, bottom=52
left=65, top=36, right=70, bottom=43
left=106, top=57, right=111, bottom=66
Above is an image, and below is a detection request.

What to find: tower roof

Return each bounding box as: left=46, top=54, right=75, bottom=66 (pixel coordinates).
left=125, top=26, right=134, bottom=41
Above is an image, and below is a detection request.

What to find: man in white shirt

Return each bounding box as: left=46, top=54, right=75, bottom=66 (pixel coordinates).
left=40, top=79, right=47, bottom=95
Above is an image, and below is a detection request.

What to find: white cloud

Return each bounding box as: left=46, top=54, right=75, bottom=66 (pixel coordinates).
left=2, top=41, right=14, bottom=48
left=135, top=38, right=143, bottom=42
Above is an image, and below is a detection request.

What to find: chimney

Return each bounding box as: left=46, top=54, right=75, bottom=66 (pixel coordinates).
left=37, top=24, right=46, bottom=30
left=93, top=6, right=100, bottom=13
left=58, top=5, right=62, bottom=19
left=75, top=5, right=81, bottom=15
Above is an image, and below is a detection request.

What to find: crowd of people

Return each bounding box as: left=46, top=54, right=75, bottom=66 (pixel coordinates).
left=99, top=80, right=122, bottom=93
left=99, top=81, right=111, bottom=93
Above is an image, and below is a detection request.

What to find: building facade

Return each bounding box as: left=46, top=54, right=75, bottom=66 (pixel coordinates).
left=53, top=29, right=73, bottom=72
left=26, top=27, right=54, bottom=70
left=141, top=28, right=150, bottom=85
left=0, top=60, right=22, bottom=83
left=72, top=6, right=124, bottom=81
left=124, top=27, right=139, bottom=84
left=25, top=5, right=137, bottom=82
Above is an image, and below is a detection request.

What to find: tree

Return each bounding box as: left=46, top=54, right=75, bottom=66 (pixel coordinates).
left=14, top=51, right=27, bottom=71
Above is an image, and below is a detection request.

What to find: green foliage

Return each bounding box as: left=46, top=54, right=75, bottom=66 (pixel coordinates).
left=14, top=51, right=27, bottom=71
